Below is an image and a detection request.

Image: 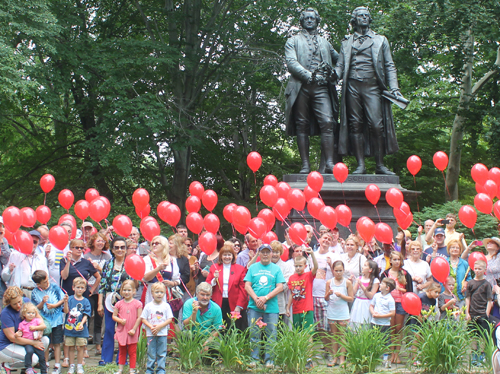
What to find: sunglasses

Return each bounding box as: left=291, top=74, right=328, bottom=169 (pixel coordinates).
left=151, top=242, right=161, bottom=246
left=113, top=246, right=126, bottom=250
left=71, top=247, right=85, bottom=250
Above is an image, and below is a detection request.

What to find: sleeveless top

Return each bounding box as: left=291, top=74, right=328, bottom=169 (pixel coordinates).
left=326, top=278, right=350, bottom=321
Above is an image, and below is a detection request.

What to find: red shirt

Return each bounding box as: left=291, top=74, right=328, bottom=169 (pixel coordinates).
left=287, top=271, right=315, bottom=314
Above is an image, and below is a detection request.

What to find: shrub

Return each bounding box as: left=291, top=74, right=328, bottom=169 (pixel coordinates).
left=210, top=317, right=252, bottom=370
left=334, top=324, right=393, bottom=374
left=269, top=322, right=321, bottom=374
left=173, top=327, right=212, bottom=371
left=135, top=330, right=148, bottom=373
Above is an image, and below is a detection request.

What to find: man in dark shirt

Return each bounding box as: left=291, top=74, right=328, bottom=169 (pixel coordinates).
left=423, top=228, right=448, bottom=262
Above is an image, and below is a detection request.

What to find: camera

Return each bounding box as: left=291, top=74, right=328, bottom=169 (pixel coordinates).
left=441, top=219, right=450, bottom=225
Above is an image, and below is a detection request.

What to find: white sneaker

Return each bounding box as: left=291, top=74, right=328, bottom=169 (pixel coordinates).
left=77, top=365, right=84, bottom=374
left=52, top=366, right=61, bottom=374
left=68, top=364, right=75, bottom=374
left=384, top=360, right=391, bottom=368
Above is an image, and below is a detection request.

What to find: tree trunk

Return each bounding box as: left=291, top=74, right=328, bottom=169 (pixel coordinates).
left=169, top=146, right=192, bottom=223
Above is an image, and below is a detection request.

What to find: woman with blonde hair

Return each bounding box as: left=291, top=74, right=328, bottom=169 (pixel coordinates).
left=381, top=251, right=413, bottom=364
left=404, top=241, right=433, bottom=293
left=340, top=235, right=367, bottom=280
left=445, top=239, right=471, bottom=308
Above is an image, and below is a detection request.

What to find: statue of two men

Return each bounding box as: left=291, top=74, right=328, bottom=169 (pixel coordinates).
left=285, top=7, right=407, bottom=175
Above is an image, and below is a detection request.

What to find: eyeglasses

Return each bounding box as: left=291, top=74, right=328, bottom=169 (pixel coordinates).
left=186, top=244, right=192, bottom=247
left=71, top=247, right=85, bottom=250
left=151, top=242, right=161, bottom=246
left=113, top=246, right=126, bottom=250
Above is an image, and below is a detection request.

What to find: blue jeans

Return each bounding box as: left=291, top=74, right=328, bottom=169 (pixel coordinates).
left=247, top=308, right=279, bottom=362
left=146, top=336, right=167, bottom=374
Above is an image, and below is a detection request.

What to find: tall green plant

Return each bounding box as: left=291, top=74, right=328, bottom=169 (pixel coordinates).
left=173, top=328, right=212, bottom=371
left=210, top=316, right=252, bottom=370
left=269, top=322, right=320, bottom=374
left=136, top=331, right=148, bottom=373
left=334, top=325, right=393, bottom=374
left=478, top=320, right=496, bottom=371
left=408, top=315, right=470, bottom=374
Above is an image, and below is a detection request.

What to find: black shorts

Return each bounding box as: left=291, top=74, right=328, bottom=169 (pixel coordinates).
left=49, top=324, right=64, bottom=345
left=468, top=315, right=490, bottom=337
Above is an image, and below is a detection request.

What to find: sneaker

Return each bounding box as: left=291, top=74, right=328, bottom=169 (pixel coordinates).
left=26, top=369, right=35, bottom=374
left=413, top=360, right=421, bottom=366
left=52, top=366, right=61, bottom=374
left=0, top=363, right=11, bottom=374
left=68, top=364, right=75, bottom=374
left=77, top=366, right=84, bottom=374
left=384, top=360, right=391, bottom=369
left=305, top=359, right=314, bottom=369
left=248, top=361, right=258, bottom=369
left=265, top=361, right=274, bottom=369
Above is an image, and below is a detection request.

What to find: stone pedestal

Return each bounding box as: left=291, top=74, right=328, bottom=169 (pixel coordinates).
left=276, top=174, right=420, bottom=240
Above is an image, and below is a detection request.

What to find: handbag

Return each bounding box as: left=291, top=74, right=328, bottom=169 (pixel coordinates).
left=42, top=316, right=52, bottom=336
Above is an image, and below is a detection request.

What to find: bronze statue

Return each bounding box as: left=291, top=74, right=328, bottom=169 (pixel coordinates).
left=335, top=7, right=408, bottom=175
left=285, top=8, right=339, bottom=174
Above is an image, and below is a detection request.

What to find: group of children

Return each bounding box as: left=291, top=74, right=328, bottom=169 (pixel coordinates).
left=285, top=249, right=493, bottom=367
left=20, top=271, right=174, bottom=374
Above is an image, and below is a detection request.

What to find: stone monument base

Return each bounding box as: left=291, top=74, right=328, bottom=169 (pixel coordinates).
left=277, top=174, right=420, bottom=241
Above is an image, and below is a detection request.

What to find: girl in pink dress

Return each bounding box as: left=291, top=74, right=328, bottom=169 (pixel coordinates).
left=112, top=280, right=143, bottom=374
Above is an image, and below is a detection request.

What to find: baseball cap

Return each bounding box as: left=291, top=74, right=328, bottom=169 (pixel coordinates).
left=434, top=227, right=445, bottom=236
left=82, top=222, right=94, bottom=228
left=259, top=244, right=272, bottom=252
left=28, top=230, right=42, bottom=239
left=319, top=225, right=328, bottom=232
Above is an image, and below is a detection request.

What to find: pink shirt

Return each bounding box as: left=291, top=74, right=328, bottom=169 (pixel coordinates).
left=114, top=299, right=142, bottom=346
left=18, top=318, right=42, bottom=340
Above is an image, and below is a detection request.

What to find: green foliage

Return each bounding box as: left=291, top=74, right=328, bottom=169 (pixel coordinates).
left=173, top=327, right=212, bottom=371
left=136, top=331, right=148, bottom=372
left=407, top=316, right=470, bottom=374
left=210, top=317, right=252, bottom=370
left=334, top=325, right=393, bottom=374
left=478, top=320, right=496, bottom=372
left=269, top=322, right=321, bottom=374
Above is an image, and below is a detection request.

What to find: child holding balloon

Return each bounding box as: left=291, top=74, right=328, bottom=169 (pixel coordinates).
left=351, top=260, right=380, bottom=327
left=112, top=280, right=143, bottom=374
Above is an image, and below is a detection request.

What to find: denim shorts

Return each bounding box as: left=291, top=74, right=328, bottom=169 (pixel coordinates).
left=395, top=302, right=406, bottom=315
left=50, top=324, right=64, bottom=345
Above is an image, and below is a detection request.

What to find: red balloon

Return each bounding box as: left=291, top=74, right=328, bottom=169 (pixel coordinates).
left=260, top=185, right=279, bottom=207
left=407, top=155, right=422, bottom=176
left=393, top=202, right=411, bottom=222
left=307, top=172, right=323, bottom=192
left=185, top=196, right=201, bottom=213
left=474, top=193, right=493, bottom=215
left=204, top=213, right=220, bottom=233
left=58, top=213, right=77, bottom=235
left=186, top=212, right=204, bottom=234
left=494, top=201, right=500, bottom=221
left=433, top=151, right=448, bottom=171
left=36, top=205, right=51, bottom=225
left=263, top=175, right=278, bottom=186
left=223, top=203, right=237, bottom=224
left=40, top=174, right=55, bottom=193
left=124, top=254, right=146, bottom=280
left=468, top=251, right=488, bottom=269
left=336, top=204, right=352, bottom=227
left=20, top=208, right=37, bottom=228
left=247, top=151, right=262, bottom=172
left=287, top=189, right=306, bottom=211
left=248, top=218, right=267, bottom=239
left=4, top=229, right=14, bottom=246
left=483, top=180, right=498, bottom=200
left=2, top=207, right=22, bottom=233
left=140, top=217, right=161, bottom=241
left=319, top=206, right=337, bottom=230
left=471, top=163, right=489, bottom=185
left=15, top=230, right=34, bottom=255
left=262, top=231, right=278, bottom=244
left=49, top=225, right=69, bottom=250
left=233, top=206, right=251, bottom=228
left=189, top=181, right=205, bottom=199
left=333, top=163, right=348, bottom=183
left=357, top=217, right=375, bottom=243
left=365, top=184, right=380, bottom=206
left=135, top=204, right=151, bottom=219
left=58, top=189, right=74, bottom=210
left=289, top=222, right=307, bottom=246
left=489, top=167, right=500, bottom=186
left=234, top=223, right=248, bottom=235
left=401, top=292, right=422, bottom=316
left=113, top=215, right=133, bottom=237
left=458, top=205, right=477, bottom=229
left=374, top=223, right=393, bottom=244
left=475, top=182, right=487, bottom=195
left=430, top=257, right=450, bottom=283
left=385, top=188, right=403, bottom=208
left=397, top=211, right=413, bottom=230
left=202, top=190, right=218, bottom=212
left=199, top=232, right=217, bottom=255
left=164, top=204, right=181, bottom=227
left=157, top=201, right=171, bottom=223
left=258, top=209, right=275, bottom=232
left=273, top=198, right=291, bottom=222
left=74, top=200, right=89, bottom=221
left=85, top=188, right=100, bottom=203
left=276, top=182, right=291, bottom=199
left=132, top=188, right=150, bottom=211
left=99, top=197, right=111, bottom=219
left=303, top=186, right=318, bottom=202
left=307, top=198, right=325, bottom=220
left=89, top=198, right=108, bottom=222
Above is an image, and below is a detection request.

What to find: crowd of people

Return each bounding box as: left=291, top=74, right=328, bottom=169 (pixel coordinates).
left=0, top=212, right=499, bottom=373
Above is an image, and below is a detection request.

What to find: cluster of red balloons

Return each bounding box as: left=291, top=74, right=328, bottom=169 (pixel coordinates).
left=184, top=182, right=220, bottom=238
left=385, top=188, right=413, bottom=230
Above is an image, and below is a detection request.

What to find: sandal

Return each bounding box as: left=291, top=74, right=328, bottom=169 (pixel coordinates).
left=327, top=360, right=337, bottom=367
left=61, top=359, right=69, bottom=368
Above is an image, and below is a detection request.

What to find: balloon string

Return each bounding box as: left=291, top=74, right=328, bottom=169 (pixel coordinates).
left=254, top=172, right=258, bottom=213
left=442, top=171, right=452, bottom=199
left=231, top=223, right=236, bottom=238
left=374, top=205, right=382, bottom=222
left=49, top=276, right=67, bottom=293
left=341, top=184, right=346, bottom=205
left=297, top=211, right=320, bottom=243
left=413, top=176, right=421, bottom=225
left=104, top=219, right=114, bottom=240
left=44, top=193, right=47, bottom=206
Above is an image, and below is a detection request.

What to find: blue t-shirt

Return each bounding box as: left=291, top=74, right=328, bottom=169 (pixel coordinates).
left=60, top=258, right=97, bottom=297
left=423, top=246, right=449, bottom=261
left=0, top=305, right=22, bottom=351
left=244, top=262, right=285, bottom=314
left=64, top=296, right=91, bottom=338
left=32, top=283, right=66, bottom=327
left=182, top=298, right=222, bottom=334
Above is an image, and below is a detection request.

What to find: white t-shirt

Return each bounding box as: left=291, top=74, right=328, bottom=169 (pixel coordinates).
left=329, top=243, right=344, bottom=255
left=340, top=253, right=367, bottom=280
left=141, top=301, right=173, bottom=337
left=370, top=292, right=395, bottom=326
left=310, top=251, right=339, bottom=297
left=403, top=259, right=432, bottom=291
